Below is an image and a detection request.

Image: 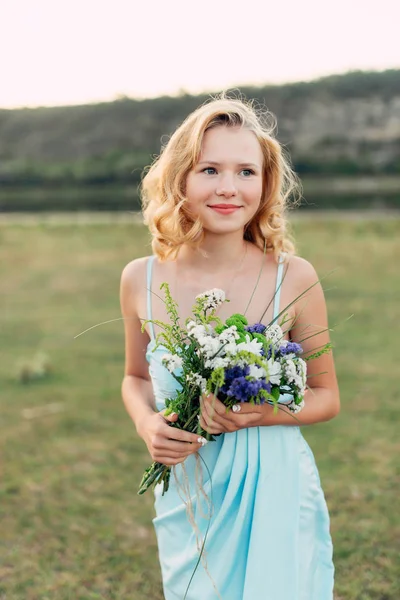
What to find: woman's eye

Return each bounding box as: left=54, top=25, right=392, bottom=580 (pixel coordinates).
left=202, top=167, right=255, bottom=176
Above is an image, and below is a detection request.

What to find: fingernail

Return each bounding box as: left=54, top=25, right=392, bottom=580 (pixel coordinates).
left=232, top=404, right=241, bottom=413
left=170, top=412, right=178, bottom=417
left=197, top=436, right=208, bottom=445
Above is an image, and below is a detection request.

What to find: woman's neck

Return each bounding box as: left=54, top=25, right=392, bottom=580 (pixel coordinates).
left=178, top=231, right=247, bottom=273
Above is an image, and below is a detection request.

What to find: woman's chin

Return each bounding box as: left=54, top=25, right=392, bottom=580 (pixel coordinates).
left=202, top=222, right=245, bottom=236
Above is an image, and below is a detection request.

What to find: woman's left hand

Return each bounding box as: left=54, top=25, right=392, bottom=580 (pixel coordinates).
left=199, top=393, right=266, bottom=434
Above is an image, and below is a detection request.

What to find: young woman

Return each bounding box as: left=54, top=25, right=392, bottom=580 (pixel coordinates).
left=120, top=96, right=340, bottom=599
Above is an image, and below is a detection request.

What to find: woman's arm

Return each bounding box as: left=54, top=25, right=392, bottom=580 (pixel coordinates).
left=120, top=260, right=206, bottom=463
left=259, top=386, right=339, bottom=426
left=199, top=256, right=340, bottom=432
left=285, top=256, right=340, bottom=419
left=255, top=255, right=340, bottom=426
left=120, top=259, right=158, bottom=433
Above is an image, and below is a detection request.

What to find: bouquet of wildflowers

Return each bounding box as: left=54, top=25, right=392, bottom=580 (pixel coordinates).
left=138, top=284, right=332, bottom=496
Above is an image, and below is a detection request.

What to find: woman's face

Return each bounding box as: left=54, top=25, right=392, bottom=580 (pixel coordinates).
left=185, top=125, right=264, bottom=235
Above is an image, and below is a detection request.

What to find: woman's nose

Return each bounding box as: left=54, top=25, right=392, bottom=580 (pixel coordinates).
left=216, top=173, right=238, bottom=197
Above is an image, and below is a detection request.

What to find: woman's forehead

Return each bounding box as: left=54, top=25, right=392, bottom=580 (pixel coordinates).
left=199, top=126, right=263, bottom=165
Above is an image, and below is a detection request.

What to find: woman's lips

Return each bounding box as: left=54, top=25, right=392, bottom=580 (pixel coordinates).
left=208, top=204, right=242, bottom=215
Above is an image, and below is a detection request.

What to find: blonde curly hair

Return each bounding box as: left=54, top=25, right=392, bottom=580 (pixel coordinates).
left=140, top=93, right=301, bottom=262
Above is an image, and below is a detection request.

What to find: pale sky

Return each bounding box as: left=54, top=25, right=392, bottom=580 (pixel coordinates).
left=1, top=0, right=399, bottom=109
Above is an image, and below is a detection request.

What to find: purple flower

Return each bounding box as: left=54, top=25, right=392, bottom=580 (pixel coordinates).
left=279, top=342, right=303, bottom=355
left=245, top=323, right=267, bottom=334
left=259, top=346, right=273, bottom=359
left=221, top=365, right=250, bottom=395
left=226, top=377, right=271, bottom=403
left=227, top=365, right=251, bottom=379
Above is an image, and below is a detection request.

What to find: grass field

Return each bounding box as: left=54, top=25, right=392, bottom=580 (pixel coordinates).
left=1, top=217, right=399, bottom=599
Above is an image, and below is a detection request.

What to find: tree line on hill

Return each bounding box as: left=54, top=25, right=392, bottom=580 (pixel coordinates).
left=0, top=69, right=399, bottom=211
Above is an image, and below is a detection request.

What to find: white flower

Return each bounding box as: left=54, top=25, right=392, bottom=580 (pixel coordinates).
left=283, top=357, right=296, bottom=382
left=248, top=364, right=267, bottom=380
left=266, top=358, right=282, bottom=385
left=205, top=356, right=230, bottom=369
left=187, top=321, right=210, bottom=340
left=282, top=357, right=307, bottom=394
left=196, top=288, right=226, bottom=312
left=296, top=358, right=307, bottom=391
left=287, top=399, right=305, bottom=414
left=236, top=334, right=263, bottom=356
left=218, top=325, right=239, bottom=344
left=223, top=341, right=239, bottom=356
left=186, top=372, right=207, bottom=392
left=217, top=329, right=240, bottom=357
left=162, top=353, right=183, bottom=373
left=265, top=323, right=284, bottom=346
left=200, top=336, right=221, bottom=358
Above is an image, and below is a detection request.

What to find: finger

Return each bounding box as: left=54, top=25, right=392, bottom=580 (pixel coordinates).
left=168, top=429, right=208, bottom=445
left=229, top=402, right=264, bottom=415
left=153, top=448, right=196, bottom=460
left=201, top=396, right=226, bottom=420
left=158, top=418, right=207, bottom=445
left=160, top=409, right=179, bottom=423
left=152, top=440, right=205, bottom=462
left=202, top=395, right=263, bottom=416
left=200, top=399, right=258, bottom=432
left=200, top=397, right=224, bottom=426
left=202, top=393, right=227, bottom=416
left=153, top=437, right=204, bottom=453
left=199, top=413, right=224, bottom=434
left=201, top=397, right=235, bottom=426
left=199, top=420, right=223, bottom=435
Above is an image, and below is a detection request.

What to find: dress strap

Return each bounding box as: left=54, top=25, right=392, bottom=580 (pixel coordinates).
left=146, top=256, right=156, bottom=340
left=273, top=252, right=287, bottom=322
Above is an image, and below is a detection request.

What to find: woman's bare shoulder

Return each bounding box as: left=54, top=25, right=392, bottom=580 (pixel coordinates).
left=285, top=254, right=319, bottom=290
left=120, top=255, right=153, bottom=298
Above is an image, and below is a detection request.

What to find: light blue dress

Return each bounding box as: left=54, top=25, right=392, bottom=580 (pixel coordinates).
left=145, top=255, right=334, bottom=600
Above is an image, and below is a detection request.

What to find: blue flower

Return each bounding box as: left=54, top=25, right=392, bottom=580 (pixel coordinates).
left=245, top=323, right=267, bottom=334
left=227, top=365, right=250, bottom=379
left=259, top=346, right=273, bottom=359
left=226, top=377, right=271, bottom=403
left=279, top=342, right=303, bottom=355
left=221, top=365, right=250, bottom=394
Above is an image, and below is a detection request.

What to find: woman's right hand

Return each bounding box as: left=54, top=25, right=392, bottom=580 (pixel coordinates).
left=137, top=410, right=207, bottom=466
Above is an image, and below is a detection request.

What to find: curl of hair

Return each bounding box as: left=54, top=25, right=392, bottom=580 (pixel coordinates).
left=140, top=92, right=301, bottom=262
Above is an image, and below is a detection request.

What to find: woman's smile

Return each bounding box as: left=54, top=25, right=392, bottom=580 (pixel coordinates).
left=208, top=203, right=243, bottom=215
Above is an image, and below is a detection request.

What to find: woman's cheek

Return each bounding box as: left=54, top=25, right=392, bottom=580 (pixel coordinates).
left=183, top=196, right=201, bottom=220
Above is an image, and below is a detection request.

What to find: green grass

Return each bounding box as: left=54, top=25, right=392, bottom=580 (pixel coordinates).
left=1, top=218, right=399, bottom=599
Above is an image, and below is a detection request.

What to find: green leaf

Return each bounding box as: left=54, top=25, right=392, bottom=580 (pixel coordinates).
left=270, top=386, right=281, bottom=401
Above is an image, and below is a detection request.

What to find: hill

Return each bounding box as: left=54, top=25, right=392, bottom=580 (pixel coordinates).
left=0, top=70, right=399, bottom=211
left=1, top=70, right=400, bottom=179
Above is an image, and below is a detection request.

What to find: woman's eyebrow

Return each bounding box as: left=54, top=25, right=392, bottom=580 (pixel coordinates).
left=198, top=160, right=261, bottom=169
